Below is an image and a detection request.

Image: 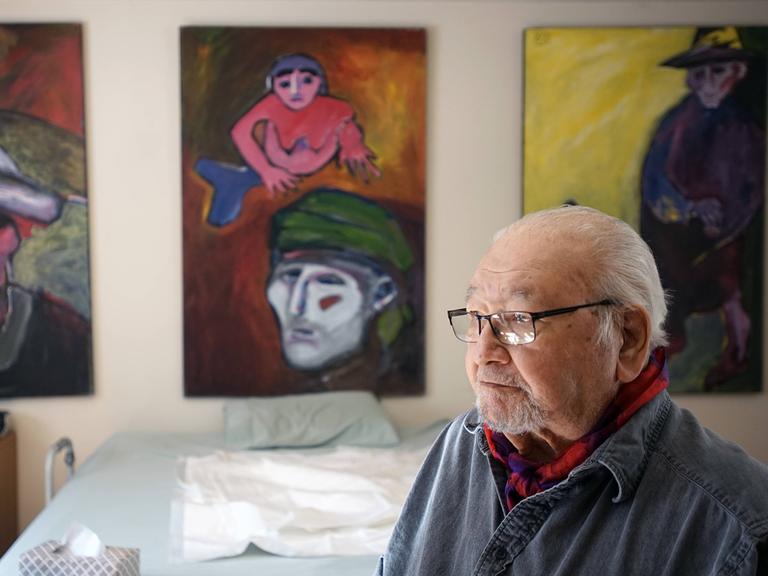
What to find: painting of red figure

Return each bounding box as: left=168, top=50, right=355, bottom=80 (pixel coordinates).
left=181, top=27, right=426, bottom=396
left=0, top=24, right=92, bottom=398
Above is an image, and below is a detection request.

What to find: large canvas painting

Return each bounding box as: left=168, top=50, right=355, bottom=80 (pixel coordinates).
left=0, top=23, right=92, bottom=398
left=524, top=26, right=766, bottom=393
left=181, top=27, right=426, bottom=396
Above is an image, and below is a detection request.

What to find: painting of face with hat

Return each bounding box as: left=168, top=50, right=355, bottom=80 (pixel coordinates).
left=0, top=23, right=93, bottom=398
left=523, top=25, right=766, bottom=393
left=181, top=27, right=425, bottom=396
left=267, top=188, right=413, bottom=373
left=663, top=27, right=754, bottom=109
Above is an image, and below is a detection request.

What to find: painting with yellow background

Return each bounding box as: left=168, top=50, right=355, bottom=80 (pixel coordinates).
left=523, top=26, right=767, bottom=394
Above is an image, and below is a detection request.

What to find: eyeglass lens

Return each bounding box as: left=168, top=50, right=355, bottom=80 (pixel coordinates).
left=452, top=312, right=536, bottom=345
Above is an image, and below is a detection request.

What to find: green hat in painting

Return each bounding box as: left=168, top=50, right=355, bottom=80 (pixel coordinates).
left=270, top=187, right=415, bottom=348
left=662, top=27, right=755, bottom=69
left=270, top=187, right=414, bottom=273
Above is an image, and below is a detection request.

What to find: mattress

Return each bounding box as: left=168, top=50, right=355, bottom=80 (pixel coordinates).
left=0, top=423, right=445, bottom=576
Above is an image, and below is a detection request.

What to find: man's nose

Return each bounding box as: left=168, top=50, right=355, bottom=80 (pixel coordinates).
left=471, top=318, right=509, bottom=364
left=288, top=279, right=309, bottom=316
left=702, top=68, right=716, bottom=89
left=289, top=72, right=300, bottom=95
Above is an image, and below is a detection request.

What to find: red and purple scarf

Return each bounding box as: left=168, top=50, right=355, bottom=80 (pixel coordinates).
left=484, top=347, right=668, bottom=511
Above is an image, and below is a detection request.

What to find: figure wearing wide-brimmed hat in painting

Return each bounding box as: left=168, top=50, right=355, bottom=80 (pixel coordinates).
left=640, top=26, right=765, bottom=390
left=0, top=133, right=91, bottom=398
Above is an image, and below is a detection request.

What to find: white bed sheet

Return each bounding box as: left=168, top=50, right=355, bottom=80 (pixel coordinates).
left=172, top=445, right=428, bottom=561
left=0, top=423, right=445, bottom=576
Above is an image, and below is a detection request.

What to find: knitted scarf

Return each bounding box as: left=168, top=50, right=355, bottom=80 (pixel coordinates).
left=484, top=347, right=668, bottom=511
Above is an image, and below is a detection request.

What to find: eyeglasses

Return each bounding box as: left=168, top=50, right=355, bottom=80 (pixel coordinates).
left=447, top=300, right=616, bottom=346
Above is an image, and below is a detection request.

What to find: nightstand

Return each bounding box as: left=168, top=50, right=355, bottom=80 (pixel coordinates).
left=0, top=430, right=18, bottom=555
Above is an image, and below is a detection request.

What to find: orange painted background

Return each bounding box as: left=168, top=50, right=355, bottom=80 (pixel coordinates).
left=180, top=27, right=426, bottom=396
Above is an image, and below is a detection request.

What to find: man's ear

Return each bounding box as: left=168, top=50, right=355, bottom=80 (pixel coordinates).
left=371, top=275, right=398, bottom=312
left=615, top=306, right=652, bottom=383
left=732, top=61, right=748, bottom=81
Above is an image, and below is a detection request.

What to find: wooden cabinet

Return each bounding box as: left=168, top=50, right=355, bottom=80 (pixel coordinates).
left=0, top=430, right=18, bottom=555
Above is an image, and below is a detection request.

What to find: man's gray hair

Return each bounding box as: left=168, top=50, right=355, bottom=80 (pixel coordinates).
left=495, top=205, right=669, bottom=349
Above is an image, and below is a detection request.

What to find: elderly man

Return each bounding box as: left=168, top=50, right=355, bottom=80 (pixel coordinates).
left=377, top=206, right=768, bottom=575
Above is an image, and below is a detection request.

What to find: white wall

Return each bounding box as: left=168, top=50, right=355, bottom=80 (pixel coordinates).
left=0, top=0, right=766, bottom=532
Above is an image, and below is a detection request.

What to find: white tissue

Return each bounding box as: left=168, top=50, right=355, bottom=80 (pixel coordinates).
left=58, top=522, right=105, bottom=557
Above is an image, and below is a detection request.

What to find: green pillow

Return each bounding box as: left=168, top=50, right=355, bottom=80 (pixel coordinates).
left=224, top=391, right=399, bottom=449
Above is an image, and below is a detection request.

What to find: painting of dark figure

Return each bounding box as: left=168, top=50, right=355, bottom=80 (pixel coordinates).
left=640, top=27, right=765, bottom=392
left=523, top=26, right=766, bottom=392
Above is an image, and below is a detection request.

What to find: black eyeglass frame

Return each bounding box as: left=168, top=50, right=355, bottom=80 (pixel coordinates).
left=447, top=299, right=617, bottom=346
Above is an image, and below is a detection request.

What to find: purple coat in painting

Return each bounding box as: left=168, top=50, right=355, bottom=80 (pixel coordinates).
left=640, top=92, right=765, bottom=389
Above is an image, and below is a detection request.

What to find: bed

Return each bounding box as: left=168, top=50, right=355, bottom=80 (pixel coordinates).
left=0, top=393, right=445, bottom=576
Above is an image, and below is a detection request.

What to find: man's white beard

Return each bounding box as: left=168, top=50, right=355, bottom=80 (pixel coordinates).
left=475, top=369, right=546, bottom=435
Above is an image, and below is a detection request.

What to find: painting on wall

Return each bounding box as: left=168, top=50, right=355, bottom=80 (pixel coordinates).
left=0, top=23, right=93, bottom=398
left=523, top=26, right=766, bottom=393
left=181, top=27, right=426, bottom=396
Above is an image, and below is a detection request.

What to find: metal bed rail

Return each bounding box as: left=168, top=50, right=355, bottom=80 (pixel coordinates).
left=45, top=437, right=75, bottom=505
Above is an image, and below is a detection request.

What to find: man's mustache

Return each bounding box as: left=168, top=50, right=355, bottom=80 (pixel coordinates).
left=475, top=367, right=530, bottom=391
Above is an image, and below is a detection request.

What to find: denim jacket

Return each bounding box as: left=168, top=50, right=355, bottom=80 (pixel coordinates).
left=377, top=391, right=768, bottom=575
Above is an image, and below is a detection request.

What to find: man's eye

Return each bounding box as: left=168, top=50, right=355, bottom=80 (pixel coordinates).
left=279, top=80, right=290, bottom=89
left=279, top=269, right=301, bottom=283
left=316, top=273, right=345, bottom=285
left=302, top=76, right=315, bottom=85
left=500, top=312, right=529, bottom=324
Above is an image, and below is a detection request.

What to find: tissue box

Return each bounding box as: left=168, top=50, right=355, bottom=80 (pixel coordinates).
left=19, top=540, right=140, bottom=576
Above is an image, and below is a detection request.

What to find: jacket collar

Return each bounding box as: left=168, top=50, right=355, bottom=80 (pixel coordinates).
left=466, top=391, right=673, bottom=502
left=589, top=390, right=672, bottom=502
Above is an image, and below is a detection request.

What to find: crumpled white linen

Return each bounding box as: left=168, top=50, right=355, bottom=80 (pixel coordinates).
left=169, top=445, right=427, bottom=562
